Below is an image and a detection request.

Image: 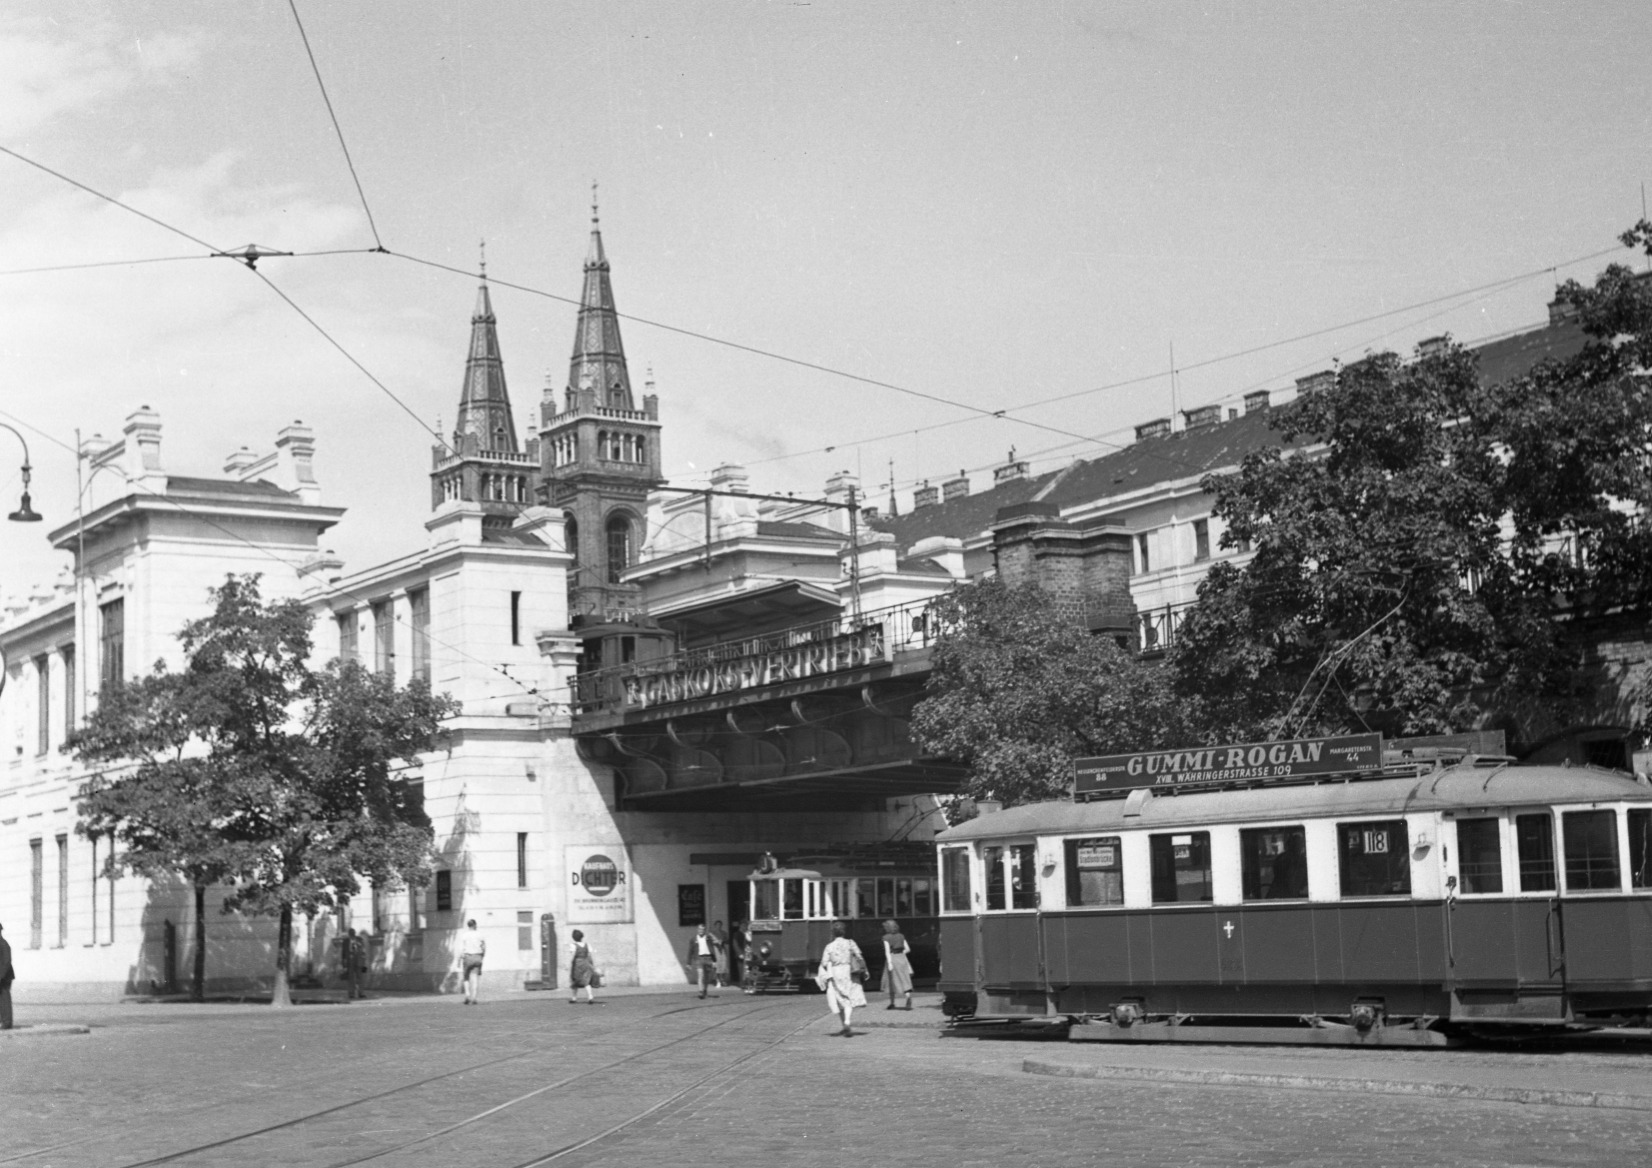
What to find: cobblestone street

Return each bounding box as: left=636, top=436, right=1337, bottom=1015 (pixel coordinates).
left=3, top=992, right=1649, bottom=1168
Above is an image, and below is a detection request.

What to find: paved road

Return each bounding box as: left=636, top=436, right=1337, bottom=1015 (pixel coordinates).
left=2, top=992, right=1647, bottom=1167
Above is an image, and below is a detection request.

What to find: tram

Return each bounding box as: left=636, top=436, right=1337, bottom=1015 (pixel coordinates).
left=739, top=856, right=941, bottom=993
left=937, top=742, right=1652, bottom=1044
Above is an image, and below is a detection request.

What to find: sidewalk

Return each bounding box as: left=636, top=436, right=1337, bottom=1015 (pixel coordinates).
left=1023, top=1039, right=1652, bottom=1111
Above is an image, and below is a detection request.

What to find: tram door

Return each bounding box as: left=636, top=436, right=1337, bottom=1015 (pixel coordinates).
left=727, top=881, right=749, bottom=927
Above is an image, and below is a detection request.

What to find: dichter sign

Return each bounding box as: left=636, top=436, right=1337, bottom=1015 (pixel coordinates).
left=1073, top=733, right=1383, bottom=796
left=566, top=846, right=633, bottom=923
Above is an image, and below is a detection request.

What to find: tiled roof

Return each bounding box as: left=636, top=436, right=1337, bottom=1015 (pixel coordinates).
left=165, top=476, right=298, bottom=499
left=870, top=471, right=1057, bottom=546
left=1471, top=314, right=1587, bottom=386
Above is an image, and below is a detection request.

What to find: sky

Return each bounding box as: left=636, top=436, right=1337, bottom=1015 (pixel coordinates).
left=3, top=1, right=1652, bottom=595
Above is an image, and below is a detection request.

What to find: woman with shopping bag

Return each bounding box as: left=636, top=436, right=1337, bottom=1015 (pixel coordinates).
left=814, top=921, right=867, bottom=1037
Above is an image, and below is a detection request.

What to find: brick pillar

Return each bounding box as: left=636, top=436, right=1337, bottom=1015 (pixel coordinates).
left=992, top=503, right=1136, bottom=636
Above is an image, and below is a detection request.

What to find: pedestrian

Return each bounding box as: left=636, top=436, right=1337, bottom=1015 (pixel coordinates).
left=815, top=921, right=867, bottom=1036
left=0, top=921, right=14, bottom=1030
left=344, top=928, right=366, bottom=1000
left=710, top=919, right=730, bottom=987
left=568, top=929, right=600, bottom=1003
left=880, top=918, right=914, bottom=1010
left=684, top=923, right=718, bottom=998
left=727, top=920, right=747, bottom=988
left=459, top=919, right=485, bottom=1004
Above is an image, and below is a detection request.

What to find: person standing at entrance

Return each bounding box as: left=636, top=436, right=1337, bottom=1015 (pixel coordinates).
left=344, top=928, right=365, bottom=1000
left=816, top=922, right=867, bottom=1036
left=0, top=922, right=14, bottom=1030
left=459, top=919, right=486, bottom=1004
left=727, top=920, right=747, bottom=988
left=710, top=920, right=730, bottom=987
left=880, top=919, right=914, bottom=1010
left=685, top=924, right=718, bottom=998
left=568, top=930, right=599, bottom=1003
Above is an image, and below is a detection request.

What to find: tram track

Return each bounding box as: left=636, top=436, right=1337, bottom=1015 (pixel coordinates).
left=86, top=995, right=800, bottom=1168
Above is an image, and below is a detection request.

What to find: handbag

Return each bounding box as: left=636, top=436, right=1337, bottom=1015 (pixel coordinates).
left=590, top=969, right=604, bottom=989
left=849, top=945, right=869, bottom=981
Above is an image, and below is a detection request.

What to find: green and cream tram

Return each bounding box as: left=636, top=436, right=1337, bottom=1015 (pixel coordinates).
left=937, top=749, right=1652, bottom=1043
left=740, top=858, right=940, bottom=992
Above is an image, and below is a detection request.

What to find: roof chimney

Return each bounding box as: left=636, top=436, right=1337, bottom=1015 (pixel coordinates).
left=1244, top=390, right=1271, bottom=414
left=942, top=470, right=970, bottom=502
left=1417, top=335, right=1450, bottom=359
left=1134, top=417, right=1171, bottom=441
left=1182, top=405, right=1221, bottom=430
left=1295, top=371, right=1335, bottom=396
left=913, top=481, right=939, bottom=509
left=1547, top=290, right=1579, bottom=326
left=993, top=448, right=1029, bottom=485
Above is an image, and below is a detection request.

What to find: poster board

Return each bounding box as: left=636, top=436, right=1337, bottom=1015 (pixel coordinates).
left=677, top=884, right=706, bottom=927
left=566, top=846, right=633, bottom=923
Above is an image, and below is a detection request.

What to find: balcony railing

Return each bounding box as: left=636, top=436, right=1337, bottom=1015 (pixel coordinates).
left=1136, top=600, right=1196, bottom=654
left=570, top=595, right=940, bottom=718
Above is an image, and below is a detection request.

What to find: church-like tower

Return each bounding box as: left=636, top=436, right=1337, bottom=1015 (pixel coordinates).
left=431, top=260, right=536, bottom=524
left=538, top=194, right=663, bottom=626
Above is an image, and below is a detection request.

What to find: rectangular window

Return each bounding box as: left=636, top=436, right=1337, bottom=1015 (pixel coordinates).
left=1456, top=817, right=1504, bottom=894
left=1137, top=532, right=1151, bottom=574
left=753, top=880, right=779, bottom=921
left=1007, top=845, right=1037, bottom=909
left=409, top=589, right=430, bottom=682
left=782, top=877, right=804, bottom=920
left=373, top=600, right=394, bottom=676
left=1193, top=519, right=1211, bottom=562
left=941, top=848, right=971, bottom=912
left=518, top=910, right=534, bottom=951
left=854, top=878, right=875, bottom=919
left=62, top=645, right=75, bottom=739
left=56, top=834, right=68, bottom=947
left=30, top=838, right=43, bottom=948
left=435, top=869, right=452, bottom=912
left=1151, top=832, right=1213, bottom=904
left=895, top=877, right=914, bottom=917
left=1337, top=820, right=1411, bottom=897
left=517, top=832, right=529, bottom=889
left=510, top=591, right=522, bottom=646
left=1562, top=809, right=1621, bottom=893
left=877, top=877, right=895, bottom=919
left=1516, top=813, right=1557, bottom=892
left=913, top=877, right=933, bottom=917
left=99, top=598, right=124, bottom=692
left=984, top=846, right=1006, bottom=910
left=408, top=884, right=426, bottom=933
left=1631, top=809, right=1652, bottom=890
left=36, top=655, right=50, bottom=755
left=1065, top=836, right=1124, bottom=907
left=1241, top=825, right=1308, bottom=900
left=337, top=610, right=358, bottom=663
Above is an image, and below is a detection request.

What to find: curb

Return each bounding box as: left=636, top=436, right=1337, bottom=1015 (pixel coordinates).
left=0, top=1024, right=91, bottom=1039
left=1021, top=1058, right=1652, bottom=1112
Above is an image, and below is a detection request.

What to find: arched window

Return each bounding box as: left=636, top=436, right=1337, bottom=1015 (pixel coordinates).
left=634, top=436, right=646, bottom=465
left=606, top=514, right=633, bottom=583
left=565, top=514, right=579, bottom=564
left=597, top=430, right=608, bottom=461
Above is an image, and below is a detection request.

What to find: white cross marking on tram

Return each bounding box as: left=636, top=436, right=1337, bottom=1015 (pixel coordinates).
left=1223, top=920, right=1235, bottom=938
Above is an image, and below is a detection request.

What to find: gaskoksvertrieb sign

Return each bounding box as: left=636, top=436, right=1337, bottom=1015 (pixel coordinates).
left=1073, top=734, right=1382, bottom=796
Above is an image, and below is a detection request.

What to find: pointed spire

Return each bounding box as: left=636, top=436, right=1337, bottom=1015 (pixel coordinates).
left=569, top=184, right=632, bottom=409
left=453, top=239, right=517, bottom=455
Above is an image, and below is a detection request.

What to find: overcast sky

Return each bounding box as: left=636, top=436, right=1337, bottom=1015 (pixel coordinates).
left=3, top=1, right=1650, bottom=596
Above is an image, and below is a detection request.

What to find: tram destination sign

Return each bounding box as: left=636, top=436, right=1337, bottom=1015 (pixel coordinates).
left=1073, top=733, right=1383, bottom=796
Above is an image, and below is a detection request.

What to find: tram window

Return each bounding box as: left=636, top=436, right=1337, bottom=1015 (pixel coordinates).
left=1455, top=818, right=1504, bottom=894
left=984, top=846, right=1007, bottom=910
left=1337, top=820, right=1411, bottom=897
left=877, top=878, right=896, bottom=918
left=1150, top=832, right=1212, bottom=904
left=783, top=878, right=805, bottom=919
left=1065, top=836, right=1124, bottom=906
left=1240, top=826, right=1308, bottom=900
left=856, top=879, right=876, bottom=919
left=896, top=878, right=914, bottom=917
left=1515, top=813, right=1557, bottom=892
left=941, top=849, right=971, bottom=912
left=1631, top=810, right=1652, bottom=890
left=753, top=879, right=779, bottom=920
left=913, top=877, right=933, bottom=916
left=1562, top=810, right=1621, bottom=893
left=1009, top=845, right=1038, bottom=909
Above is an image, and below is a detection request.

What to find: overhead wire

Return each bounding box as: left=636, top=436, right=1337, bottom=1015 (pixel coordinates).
left=0, top=144, right=223, bottom=253
left=285, top=0, right=386, bottom=252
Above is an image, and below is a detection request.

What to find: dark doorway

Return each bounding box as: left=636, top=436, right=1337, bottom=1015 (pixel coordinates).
left=727, top=879, right=750, bottom=982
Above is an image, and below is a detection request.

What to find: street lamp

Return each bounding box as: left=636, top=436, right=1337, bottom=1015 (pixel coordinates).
left=0, top=422, right=42, bottom=522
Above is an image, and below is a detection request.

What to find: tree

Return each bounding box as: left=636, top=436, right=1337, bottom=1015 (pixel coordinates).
left=74, top=575, right=457, bottom=1005
left=911, top=580, right=1194, bottom=810
left=1173, top=230, right=1652, bottom=746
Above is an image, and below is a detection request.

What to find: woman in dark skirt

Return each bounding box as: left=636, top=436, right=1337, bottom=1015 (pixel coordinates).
left=880, top=918, right=913, bottom=1010
left=568, top=929, right=600, bottom=1004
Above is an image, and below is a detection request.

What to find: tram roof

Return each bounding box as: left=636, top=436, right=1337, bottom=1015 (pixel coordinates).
left=935, top=764, right=1652, bottom=842
left=746, top=867, right=823, bottom=881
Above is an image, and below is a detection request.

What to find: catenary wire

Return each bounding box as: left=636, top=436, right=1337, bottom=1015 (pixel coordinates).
left=0, top=144, right=223, bottom=252
left=0, top=247, right=386, bottom=278
left=285, top=0, right=387, bottom=252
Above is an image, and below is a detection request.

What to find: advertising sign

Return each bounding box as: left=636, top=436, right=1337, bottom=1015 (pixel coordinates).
left=1073, top=733, right=1383, bottom=797
left=621, top=624, right=887, bottom=710
left=566, top=846, right=633, bottom=923
left=677, top=883, right=707, bottom=927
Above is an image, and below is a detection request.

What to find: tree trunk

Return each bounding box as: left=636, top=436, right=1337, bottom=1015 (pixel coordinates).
left=192, top=882, right=207, bottom=1002
left=270, top=903, right=293, bottom=1008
